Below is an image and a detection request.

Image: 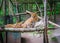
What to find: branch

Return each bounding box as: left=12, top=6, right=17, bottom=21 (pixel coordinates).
left=38, top=16, right=60, bottom=28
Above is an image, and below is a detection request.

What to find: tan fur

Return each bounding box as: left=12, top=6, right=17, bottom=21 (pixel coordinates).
left=5, top=24, right=14, bottom=28
left=22, top=11, right=38, bottom=28
left=14, top=22, right=23, bottom=28
left=5, top=22, right=23, bottom=28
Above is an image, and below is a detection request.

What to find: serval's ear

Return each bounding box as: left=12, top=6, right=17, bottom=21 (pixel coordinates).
left=26, top=10, right=37, bottom=15
left=26, top=10, right=37, bottom=14
left=26, top=10, right=33, bottom=14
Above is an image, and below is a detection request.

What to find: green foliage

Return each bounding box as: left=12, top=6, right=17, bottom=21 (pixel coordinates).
left=0, top=17, right=4, bottom=26
left=13, top=17, right=17, bottom=23
left=40, top=4, right=44, bottom=8
left=33, top=4, right=36, bottom=12
left=47, top=11, right=50, bottom=14
left=55, top=2, right=60, bottom=14
left=47, top=30, right=52, bottom=34
left=0, top=10, right=3, bottom=16
left=0, top=0, right=2, bottom=4
left=51, top=37, right=57, bottom=41
left=6, top=8, right=9, bottom=15
left=48, top=24, right=54, bottom=28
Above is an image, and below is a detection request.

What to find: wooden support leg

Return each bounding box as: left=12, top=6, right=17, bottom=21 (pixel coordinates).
left=6, top=32, right=8, bottom=43
left=43, top=28, right=49, bottom=43
left=0, top=32, right=3, bottom=43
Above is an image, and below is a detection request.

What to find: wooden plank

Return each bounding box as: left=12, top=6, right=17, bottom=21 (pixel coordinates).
left=0, top=28, right=55, bottom=32
left=38, top=16, right=60, bottom=28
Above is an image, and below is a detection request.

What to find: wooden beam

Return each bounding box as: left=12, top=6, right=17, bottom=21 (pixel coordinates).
left=38, top=16, right=60, bottom=28
left=0, top=28, right=55, bottom=32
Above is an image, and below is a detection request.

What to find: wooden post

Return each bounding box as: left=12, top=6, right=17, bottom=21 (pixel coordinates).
left=4, top=0, right=8, bottom=43
left=4, top=0, right=7, bottom=25
left=0, top=3, right=3, bottom=41
left=43, top=0, right=49, bottom=43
